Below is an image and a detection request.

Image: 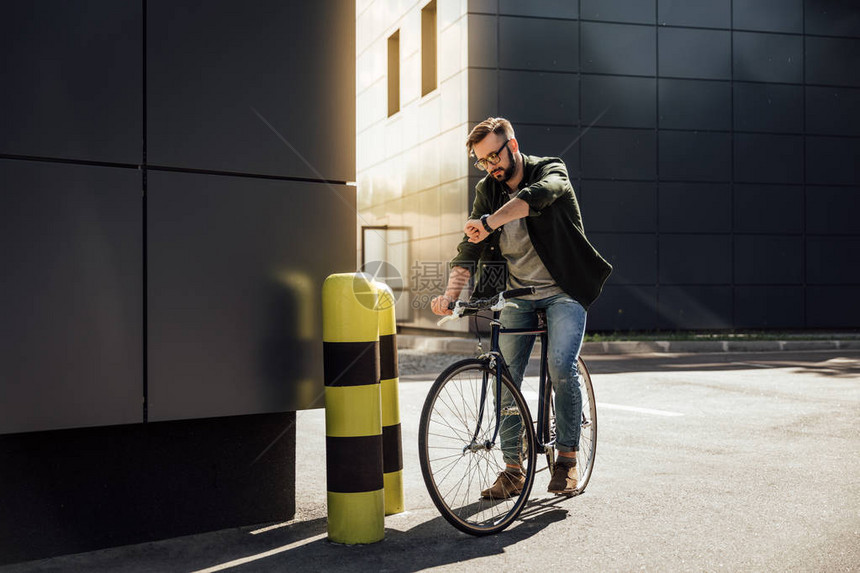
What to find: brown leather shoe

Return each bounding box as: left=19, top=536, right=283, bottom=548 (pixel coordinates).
left=548, top=460, right=578, bottom=495
left=481, top=469, right=525, bottom=499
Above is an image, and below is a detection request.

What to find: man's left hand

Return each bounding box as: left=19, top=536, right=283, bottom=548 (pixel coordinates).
left=464, top=219, right=489, bottom=243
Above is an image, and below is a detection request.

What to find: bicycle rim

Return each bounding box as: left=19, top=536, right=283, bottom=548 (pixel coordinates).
left=419, top=359, right=536, bottom=535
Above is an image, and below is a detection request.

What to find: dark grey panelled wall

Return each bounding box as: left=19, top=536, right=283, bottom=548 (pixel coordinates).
left=147, top=1, right=355, bottom=182
left=0, top=1, right=354, bottom=561
left=1, top=1, right=145, bottom=434
left=468, top=0, right=860, bottom=330
left=1, top=0, right=356, bottom=434
left=0, top=161, right=144, bottom=433
left=146, top=0, right=356, bottom=421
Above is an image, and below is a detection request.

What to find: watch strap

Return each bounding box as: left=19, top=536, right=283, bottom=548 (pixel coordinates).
left=480, top=214, right=494, bottom=233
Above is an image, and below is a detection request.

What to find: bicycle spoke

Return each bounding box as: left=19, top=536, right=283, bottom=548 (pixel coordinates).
left=443, top=455, right=470, bottom=504
left=427, top=414, right=471, bottom=442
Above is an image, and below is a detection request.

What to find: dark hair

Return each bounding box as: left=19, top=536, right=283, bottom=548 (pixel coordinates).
left=466, top=117, right=515, bottom=156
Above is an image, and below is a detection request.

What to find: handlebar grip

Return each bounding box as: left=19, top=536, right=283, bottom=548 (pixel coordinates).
left=504, top=287, right=536, bottom=299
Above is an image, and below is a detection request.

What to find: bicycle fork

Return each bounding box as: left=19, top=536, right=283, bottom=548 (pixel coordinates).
left=463, top=354, right=506, bottom=454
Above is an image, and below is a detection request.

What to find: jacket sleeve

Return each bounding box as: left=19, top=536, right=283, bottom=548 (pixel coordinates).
left=514, top=158, right=573, bottom=215
left=450, top=178, right=492, bottom=270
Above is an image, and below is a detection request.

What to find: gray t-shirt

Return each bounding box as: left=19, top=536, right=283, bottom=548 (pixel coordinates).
left=499, top=192, right=564, bottom=300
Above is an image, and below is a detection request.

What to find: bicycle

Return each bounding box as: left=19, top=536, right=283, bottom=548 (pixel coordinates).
left=418, top=287, right=597, bottom=535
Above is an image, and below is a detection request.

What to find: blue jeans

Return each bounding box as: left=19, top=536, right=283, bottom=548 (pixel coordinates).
left=497, top=293, right=587, bottom=465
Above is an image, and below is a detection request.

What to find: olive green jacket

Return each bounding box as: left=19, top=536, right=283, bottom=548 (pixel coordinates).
left=451, top=154, right=612, bottom=309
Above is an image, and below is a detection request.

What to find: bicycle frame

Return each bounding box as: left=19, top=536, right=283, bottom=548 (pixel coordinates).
left=475, top=310, right=553, bottom=455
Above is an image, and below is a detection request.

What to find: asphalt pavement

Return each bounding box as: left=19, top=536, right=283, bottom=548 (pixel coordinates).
left=3, top=347, right=859, bottom=572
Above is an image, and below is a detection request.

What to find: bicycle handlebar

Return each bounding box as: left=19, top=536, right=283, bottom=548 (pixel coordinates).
left=437, top=287, right=536, bottom=325
left=445, top=287, right=536, bottom=311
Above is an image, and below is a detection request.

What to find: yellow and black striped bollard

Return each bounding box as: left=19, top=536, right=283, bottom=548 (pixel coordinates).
left=375, top=282, right=403, bottom=515
left=322, top=274, right=383, bottom=544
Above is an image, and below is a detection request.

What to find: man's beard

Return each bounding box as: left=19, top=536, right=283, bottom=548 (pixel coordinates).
left=491, top=150, right=515, bottom=183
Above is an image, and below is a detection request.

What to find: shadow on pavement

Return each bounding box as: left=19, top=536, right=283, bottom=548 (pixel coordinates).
left=184, top=504, right=568, bottom=573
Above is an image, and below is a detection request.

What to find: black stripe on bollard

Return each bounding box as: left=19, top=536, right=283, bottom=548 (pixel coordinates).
left=326, top=435, right=384, bottom=493
left=323, top=341, right=380, bottom=387
left=382, top=423, right=403, bottom=474
left=379, top=334, right=398, bottom=381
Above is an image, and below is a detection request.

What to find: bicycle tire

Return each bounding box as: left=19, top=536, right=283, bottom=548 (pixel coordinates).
left=575, top=357, right=597, bottom=493
left=419, top=359, right=536, bottom=535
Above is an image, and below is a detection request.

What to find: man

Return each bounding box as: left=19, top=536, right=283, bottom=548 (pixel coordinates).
left=431, top=117, right=612, bottom=497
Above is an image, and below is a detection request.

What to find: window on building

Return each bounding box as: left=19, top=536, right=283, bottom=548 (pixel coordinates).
left=421, top=0, right=437, bottom=96
left=388, top=30, right=400, bottom=117
left=362, top=226, right=411, bottom=321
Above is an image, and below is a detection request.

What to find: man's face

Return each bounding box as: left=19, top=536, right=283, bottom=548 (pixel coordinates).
left=473, top=133, right=515, bottom=183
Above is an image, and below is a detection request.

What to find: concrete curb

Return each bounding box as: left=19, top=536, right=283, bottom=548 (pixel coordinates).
left=398, top=335, right=860, bottom=356
left=583, top=339, right=860, bottom=354
left=398, top=335, right=480, bottom=355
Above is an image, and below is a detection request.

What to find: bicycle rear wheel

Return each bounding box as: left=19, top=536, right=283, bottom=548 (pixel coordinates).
left=419, top=359, right=536, bottom=535
left=542, top=356, right=597, bottom=494
left=575, top=356, right=597, bottom=493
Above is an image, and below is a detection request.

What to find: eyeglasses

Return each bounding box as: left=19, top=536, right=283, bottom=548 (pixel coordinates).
left=473, top=139, right=510, bottom=171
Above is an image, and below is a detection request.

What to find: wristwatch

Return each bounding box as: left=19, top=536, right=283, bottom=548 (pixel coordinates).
left=480, top=214, right=494, bottom=233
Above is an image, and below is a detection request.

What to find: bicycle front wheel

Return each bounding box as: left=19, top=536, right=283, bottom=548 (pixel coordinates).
left=419, top=359, right=536, bottom=535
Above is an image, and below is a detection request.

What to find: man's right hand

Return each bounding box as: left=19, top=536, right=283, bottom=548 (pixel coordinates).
left=431, top=294, right=455, bottom=316
left=432, top=267, right=470, bottom=316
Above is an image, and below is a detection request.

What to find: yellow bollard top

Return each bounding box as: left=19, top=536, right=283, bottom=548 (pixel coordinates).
left=374, top=282, right=397, bottom=337
left=322, top=273, right=379, bottom=343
